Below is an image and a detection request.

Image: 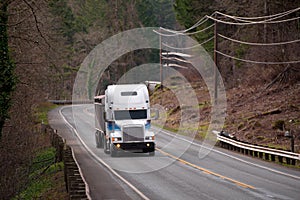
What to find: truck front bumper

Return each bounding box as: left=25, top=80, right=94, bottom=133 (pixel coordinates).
left=112, top=142, right=155, bottom=153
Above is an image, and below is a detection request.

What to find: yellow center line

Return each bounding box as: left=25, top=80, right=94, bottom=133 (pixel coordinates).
left=156, top=148, right=256, bottom=190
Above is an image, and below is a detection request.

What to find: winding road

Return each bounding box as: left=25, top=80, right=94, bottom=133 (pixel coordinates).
left=49, top=104, right=300, bottom=200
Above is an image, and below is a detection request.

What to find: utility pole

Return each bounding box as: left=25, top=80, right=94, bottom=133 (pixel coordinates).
left=213, top=13, right=218, bottom=106
left=159, top=27, right=163, bottom=90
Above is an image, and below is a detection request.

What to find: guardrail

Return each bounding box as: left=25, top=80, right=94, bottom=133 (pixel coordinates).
left=48, top=100, right=93, bottom=105
left=47, top=126, right=89, bottom=199
left=213, top=130, right=300, bottom=166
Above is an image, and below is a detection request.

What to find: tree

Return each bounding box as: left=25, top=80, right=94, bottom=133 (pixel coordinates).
left=136, top=0, right=178, bottom=29
left=0, top=0, right=16, bottom=138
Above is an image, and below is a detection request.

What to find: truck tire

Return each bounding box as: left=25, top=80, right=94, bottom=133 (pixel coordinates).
left=104, top=137, right=110, bottom=154
left=110, top=144, right=118, bottom=157
left=95, top=132, right=100, bottom=148
left=95, top=131, right=104, bottom=148
left=149, top=151, right=155, bottom=156
left=99, top=132, right=104, bottom=148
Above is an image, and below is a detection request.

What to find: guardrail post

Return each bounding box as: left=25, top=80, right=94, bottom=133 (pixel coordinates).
left=224, top=142, right=228, bottom=149
left=278, top=156, right=283, bottom=163
left=259, top=152, right=263, bottom=159
left=271, top=154, right=275, bottom=162
left=254, top=151, right=258, bottom=157
left=291, top=159, right=296, bottom=165
left=265, top=153, right=269, bottom=161
left=249, top=150, right=253, bottom=157
left=221, top=141, right=225, bottom=148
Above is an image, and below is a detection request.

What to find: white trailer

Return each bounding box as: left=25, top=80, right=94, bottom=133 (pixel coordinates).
left=94, top=84, right=157, bottom=157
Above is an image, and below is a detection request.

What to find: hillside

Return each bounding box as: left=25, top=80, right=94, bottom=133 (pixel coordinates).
left=167, top=0, right=300, bottom=151
left=151, top=80, right=300, bottom=152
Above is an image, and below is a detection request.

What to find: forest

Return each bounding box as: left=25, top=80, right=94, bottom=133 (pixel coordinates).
left=0, top=0, right=299, bottom=199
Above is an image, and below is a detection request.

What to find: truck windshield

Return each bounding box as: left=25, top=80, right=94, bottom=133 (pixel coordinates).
left=114, top=110, right=147, bottom=120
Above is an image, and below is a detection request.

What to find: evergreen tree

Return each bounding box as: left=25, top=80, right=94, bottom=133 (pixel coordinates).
left=136, top=0, right=177, bottom=29
left=0, top=0, right=16, bottom=138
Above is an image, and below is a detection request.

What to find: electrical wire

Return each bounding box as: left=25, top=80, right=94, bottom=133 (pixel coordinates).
left=206, top=15, right=300, bottom=25
left=214, top=12, right=295, bottom=23
left=218, top=33, right=300, bottom=46
left=154, top=24, right=214, bottom=37
left=155, top=8, right=300, bottom=66
left=158, top=7, right=300, bottom=34
left=160, top=11, right=219, bottom=34
left=162, top=36, right=214, bottom=50
left=216, top=50, right=300, bottom=64
left=215, top=7, right=300, bottom=20
left=183, top=24, right=214, bottom=36
left=160, top=16, right=209, bottom=34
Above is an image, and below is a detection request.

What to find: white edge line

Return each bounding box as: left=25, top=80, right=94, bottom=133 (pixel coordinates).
left=154, top=127, right=300, bottom=180
left=59, top=105, right=150, bottom=200
left=58, top=106, right=92, bottom=200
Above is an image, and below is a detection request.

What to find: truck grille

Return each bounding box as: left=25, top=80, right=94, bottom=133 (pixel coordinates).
left=123, top=126, right=144, bottom=142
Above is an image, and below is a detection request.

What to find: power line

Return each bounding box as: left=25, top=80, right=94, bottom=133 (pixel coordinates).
left=215, top=7, right=300, bottom=21
left=160, top=7, right=300, bottom=34
left=155, top=24, right=214, bottom=37
left=206, top=15, right=300, bottom=25
left=182, top=24, right=214, bottom=36
left=214, top=12, right=295, bottom=23
left=162, top=36, right=214, bottom=50
left=160, top=16, right=209, bottom=34
left=160, top=11, right=220, bottom=34
left=216, top=50, right=300, bottom=64
left=218, top=33, right=300, bottom=46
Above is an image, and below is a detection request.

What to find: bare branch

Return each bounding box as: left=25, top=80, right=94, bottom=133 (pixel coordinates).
left=9, top=35, right=39, bottom=44
left=22, top=0, right=51, bottom=48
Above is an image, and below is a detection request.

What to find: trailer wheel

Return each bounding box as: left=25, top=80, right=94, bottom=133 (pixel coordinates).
left=99, top=133, right=104, bottom=148
left=104, top=137, right=110, bottom=154
left=95, top=132, right=100, bottom=148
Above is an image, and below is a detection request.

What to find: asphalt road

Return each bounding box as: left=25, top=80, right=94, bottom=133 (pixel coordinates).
left=49, top=104, right=300, bottom=200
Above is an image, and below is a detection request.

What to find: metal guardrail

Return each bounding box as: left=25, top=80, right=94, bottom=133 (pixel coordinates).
left=48, top=100, right=93, bottom=105
left=47, top=126, right=89, bottom=199
left=213, top=130, right=300, bottom=165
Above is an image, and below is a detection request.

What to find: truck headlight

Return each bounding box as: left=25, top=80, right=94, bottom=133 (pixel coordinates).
left=112, top=137, right=122, bottom=142
left=145, top=136, right=155, bottom=140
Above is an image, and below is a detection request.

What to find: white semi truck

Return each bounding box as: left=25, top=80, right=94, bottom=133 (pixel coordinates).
left=94, top=84, right=156, bottom=157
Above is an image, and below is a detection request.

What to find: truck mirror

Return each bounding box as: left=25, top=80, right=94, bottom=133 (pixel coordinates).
left=151, top=108, right=159, bottom=120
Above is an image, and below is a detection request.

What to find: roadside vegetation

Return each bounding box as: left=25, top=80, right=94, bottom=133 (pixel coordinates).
left=12, top=148, right=67, bottom=200
left=34, top=102, right=58, bottom=125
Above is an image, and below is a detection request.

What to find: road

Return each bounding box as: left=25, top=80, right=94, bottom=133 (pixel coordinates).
left=49, top=104, right=300, bottom=200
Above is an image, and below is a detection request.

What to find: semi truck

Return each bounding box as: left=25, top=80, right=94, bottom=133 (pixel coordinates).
left=94, top=84, right=157, bottom=157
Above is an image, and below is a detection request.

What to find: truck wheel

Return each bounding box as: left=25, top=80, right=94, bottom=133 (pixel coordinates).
left=110, top=145, right=118, bottom=157
left=104, top=137, right=110, bottom=154
left=149, top=151, right=155, bottom=156
left=99, top=133, right=104, bottom=148
left=95, top=132, right=100, bottom=148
